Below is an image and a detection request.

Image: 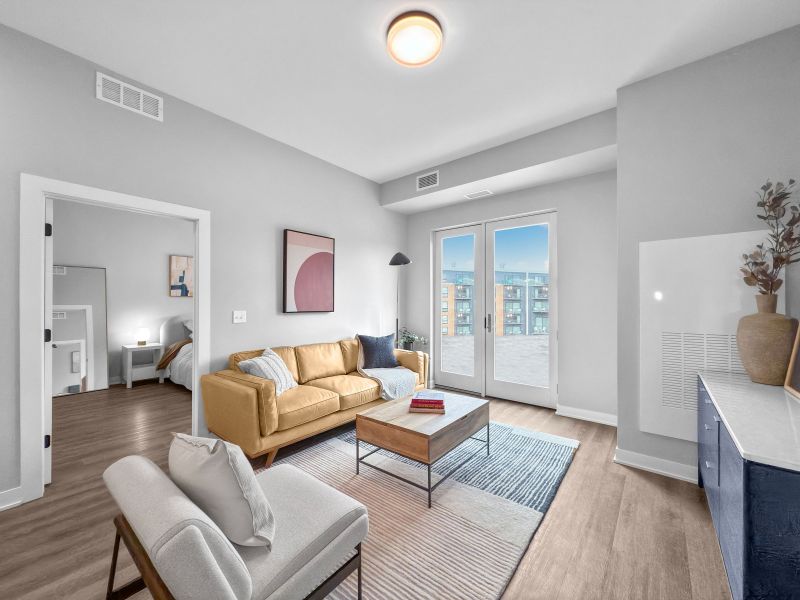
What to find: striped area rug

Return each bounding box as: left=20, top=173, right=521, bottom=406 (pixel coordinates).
left=275, top=422, right=578, bottom=600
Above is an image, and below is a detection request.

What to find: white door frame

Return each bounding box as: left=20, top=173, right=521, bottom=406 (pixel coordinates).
left=18, top=173, right=210, bottom=507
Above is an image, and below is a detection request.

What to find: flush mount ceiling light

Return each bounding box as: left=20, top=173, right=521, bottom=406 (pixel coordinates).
left=386, top=11, right=443, bottom=67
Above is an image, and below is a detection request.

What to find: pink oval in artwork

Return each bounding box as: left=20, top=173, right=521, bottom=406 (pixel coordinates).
left=294, top=252, right=334, bottom=311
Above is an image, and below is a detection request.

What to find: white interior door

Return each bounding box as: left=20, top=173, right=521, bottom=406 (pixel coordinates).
left=433, top=225, right=485, bottom=394
left=44, top=197, right=53, bottom=484
left=485, top=213, right=557, bottom=407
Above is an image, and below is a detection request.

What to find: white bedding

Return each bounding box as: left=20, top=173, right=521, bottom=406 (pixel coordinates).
left=168, top=342, right=193, bottom=390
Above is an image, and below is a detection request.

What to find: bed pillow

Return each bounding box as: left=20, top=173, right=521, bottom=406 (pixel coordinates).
left=357, top=333, right=399, bottom=369
left=238, top=349, right=298, bottom=395
left=169, top=433, right=276, bottom=548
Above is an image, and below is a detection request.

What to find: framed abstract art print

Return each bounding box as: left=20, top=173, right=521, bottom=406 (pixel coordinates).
left=283, top=229, right=335, bottom=313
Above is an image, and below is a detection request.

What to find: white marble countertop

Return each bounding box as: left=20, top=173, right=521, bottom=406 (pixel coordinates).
left=699, top=370, right=800, bottom=472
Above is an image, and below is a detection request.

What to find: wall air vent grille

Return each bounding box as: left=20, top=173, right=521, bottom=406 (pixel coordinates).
left=52, top=266, right=67, bottom=275
left=52, top=312, right=67, bottom=320
left=416, top=170, right=439, bottom=191
left=96, top=72, right=163, bottom=122
left=660, top=332, right=744, bottom=412
left=464, top=190, right=493, bottom=200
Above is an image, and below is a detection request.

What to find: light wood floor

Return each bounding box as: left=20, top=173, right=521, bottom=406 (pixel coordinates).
left=0, top=385, right=730, bottom=600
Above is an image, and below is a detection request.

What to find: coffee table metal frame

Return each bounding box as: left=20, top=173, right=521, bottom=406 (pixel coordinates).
left=355, top=422, right=490, bottom=508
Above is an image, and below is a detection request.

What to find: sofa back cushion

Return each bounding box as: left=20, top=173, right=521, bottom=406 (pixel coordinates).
left=103, top=455, right=252, bottom=600
left=295, top=342, right=346, bottom=383
left=339, top=339, right=359, bottom=373
left=230, top=347, right=299, bottom=382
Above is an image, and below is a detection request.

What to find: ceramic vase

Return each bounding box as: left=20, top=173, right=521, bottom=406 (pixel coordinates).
left=736, top=294, right=798, bottom=385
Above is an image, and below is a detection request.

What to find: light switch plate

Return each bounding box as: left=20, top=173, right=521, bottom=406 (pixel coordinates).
left=232, top=310, right=247, bottom=324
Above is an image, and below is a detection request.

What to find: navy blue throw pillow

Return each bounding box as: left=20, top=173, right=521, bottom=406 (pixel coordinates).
left=358, top=334, right=398, bottom=369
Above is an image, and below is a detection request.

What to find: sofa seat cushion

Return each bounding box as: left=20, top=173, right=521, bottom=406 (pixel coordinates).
left=306, top=374, right=380, bottom=411
left=276, top=385, right=339, bottom=431
left=294, top=342, right=346, bottom=383
left=239, top=465, right=368, bottom=600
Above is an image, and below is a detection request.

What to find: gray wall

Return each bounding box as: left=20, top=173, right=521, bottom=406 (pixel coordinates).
left=0, top=25, right=406, bottom=493
left=53, top=201, right=194, bottom=383
left=405, top=171, right=618, bottom=418
left=617, top=26, right=800, bottom=467
left=52, top=266, right=109, bottom=390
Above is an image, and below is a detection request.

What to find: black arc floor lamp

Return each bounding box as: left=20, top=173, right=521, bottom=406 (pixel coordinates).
left=389, top=252, right=411, bottom=347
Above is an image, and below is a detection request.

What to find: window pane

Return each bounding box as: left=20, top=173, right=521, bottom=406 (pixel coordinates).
left=492, top=223, right=549, bottom=387
left=440, top=234, right=475, bottom=376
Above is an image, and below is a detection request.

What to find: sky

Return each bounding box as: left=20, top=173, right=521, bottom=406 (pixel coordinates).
left=442, top=224, right=549, bottom=273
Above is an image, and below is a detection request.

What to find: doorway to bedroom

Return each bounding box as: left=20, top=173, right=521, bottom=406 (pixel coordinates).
left=43, top=197, right=196, bottom=486
left=19, top=174, right=210, bottom=506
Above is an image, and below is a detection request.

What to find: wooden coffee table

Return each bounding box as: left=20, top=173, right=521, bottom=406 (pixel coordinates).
left=355, top=392, right=490, bottom=507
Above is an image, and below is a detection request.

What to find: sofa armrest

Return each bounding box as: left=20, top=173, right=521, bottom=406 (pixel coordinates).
left=200, top=371, right=278, bottom=455
left=394, top=349, right=429, bottom=387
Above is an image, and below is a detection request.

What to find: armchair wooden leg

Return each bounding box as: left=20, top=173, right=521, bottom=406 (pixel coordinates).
left=106, top=528, right=146, bottom=600
left=357, top=543, right=363, bottom=600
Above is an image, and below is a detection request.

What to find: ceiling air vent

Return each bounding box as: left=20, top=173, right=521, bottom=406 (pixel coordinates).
left=464, top=190, right=493, bottom=200
left=416, top=170, right=439, bottom=191
left=96, top=72, right=163, bottom=122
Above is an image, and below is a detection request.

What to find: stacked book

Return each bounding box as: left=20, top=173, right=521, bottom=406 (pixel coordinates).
left=409, top=391, right=446, bottom=414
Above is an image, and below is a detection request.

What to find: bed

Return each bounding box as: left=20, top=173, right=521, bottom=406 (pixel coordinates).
left=158, top=315, right=194, bottom=390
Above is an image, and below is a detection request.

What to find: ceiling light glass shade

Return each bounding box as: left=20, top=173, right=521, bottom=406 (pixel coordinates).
left=387, top=11, right=443, bottom=67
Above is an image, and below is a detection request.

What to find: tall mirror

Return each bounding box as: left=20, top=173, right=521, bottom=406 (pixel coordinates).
left=52, top=266, right=109, bottom=395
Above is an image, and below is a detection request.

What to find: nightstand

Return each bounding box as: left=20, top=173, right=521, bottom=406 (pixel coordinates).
left=122, top=343, right=164, bottom=388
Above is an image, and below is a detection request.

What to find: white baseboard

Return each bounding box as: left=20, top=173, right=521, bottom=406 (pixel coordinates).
left=0, top=486, right=22, bottom=512
left=613, top=447, right=698, bottom=484
left=556, top=404, right=617, bottom=427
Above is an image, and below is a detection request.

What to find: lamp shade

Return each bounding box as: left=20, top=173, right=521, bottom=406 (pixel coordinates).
left=389, top=252, right=412, bottom=266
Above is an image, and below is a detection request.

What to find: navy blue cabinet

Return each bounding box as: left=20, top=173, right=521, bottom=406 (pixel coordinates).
left=698, top=376, right=800, bottom=600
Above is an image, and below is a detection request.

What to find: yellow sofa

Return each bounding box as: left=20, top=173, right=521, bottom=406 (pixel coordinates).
left=200, top=338, right=429, bottom=465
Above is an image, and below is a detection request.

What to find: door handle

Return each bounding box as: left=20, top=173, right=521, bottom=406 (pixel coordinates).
left=704, top=424, right=711, bottom=430
left=713, top=415, right=720, bottom=422
left=704, top=461, right=713, bottom=469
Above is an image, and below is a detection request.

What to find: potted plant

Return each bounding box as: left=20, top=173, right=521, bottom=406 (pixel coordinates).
left=399, top=328, right=427, bottom=351
left=737, top=179, right=799, bottom=384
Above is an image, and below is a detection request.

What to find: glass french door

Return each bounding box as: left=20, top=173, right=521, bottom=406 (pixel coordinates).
left=434, top=213, right=557, bottom=407
left=434, top=225, right=485, bottom=393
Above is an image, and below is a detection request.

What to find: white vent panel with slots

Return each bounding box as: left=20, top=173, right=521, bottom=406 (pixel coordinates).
left=96, top=72, right=163, bottom=122
left=416, top=170, right=439, bottom=191
left=639, top=230, right=779, bottom=442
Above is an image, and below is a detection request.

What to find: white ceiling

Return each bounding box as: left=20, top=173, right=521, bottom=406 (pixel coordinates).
left=1, top=1, right=799, bottom=183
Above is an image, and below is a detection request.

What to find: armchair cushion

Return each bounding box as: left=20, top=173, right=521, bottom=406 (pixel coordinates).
left=239, top=464, right=368, bottom=600
left=306, top=374, right=381, bottom=410
left=276, top=385, right=339, bottom=431
left=169, top=434, right=276, bottom=548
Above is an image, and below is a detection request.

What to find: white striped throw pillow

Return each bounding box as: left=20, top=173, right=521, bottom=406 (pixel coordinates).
left=237, top=349, right=298, bottom=395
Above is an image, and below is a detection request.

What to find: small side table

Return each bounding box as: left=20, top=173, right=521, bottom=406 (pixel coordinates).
left=122, top=343, right=164, bottom=389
